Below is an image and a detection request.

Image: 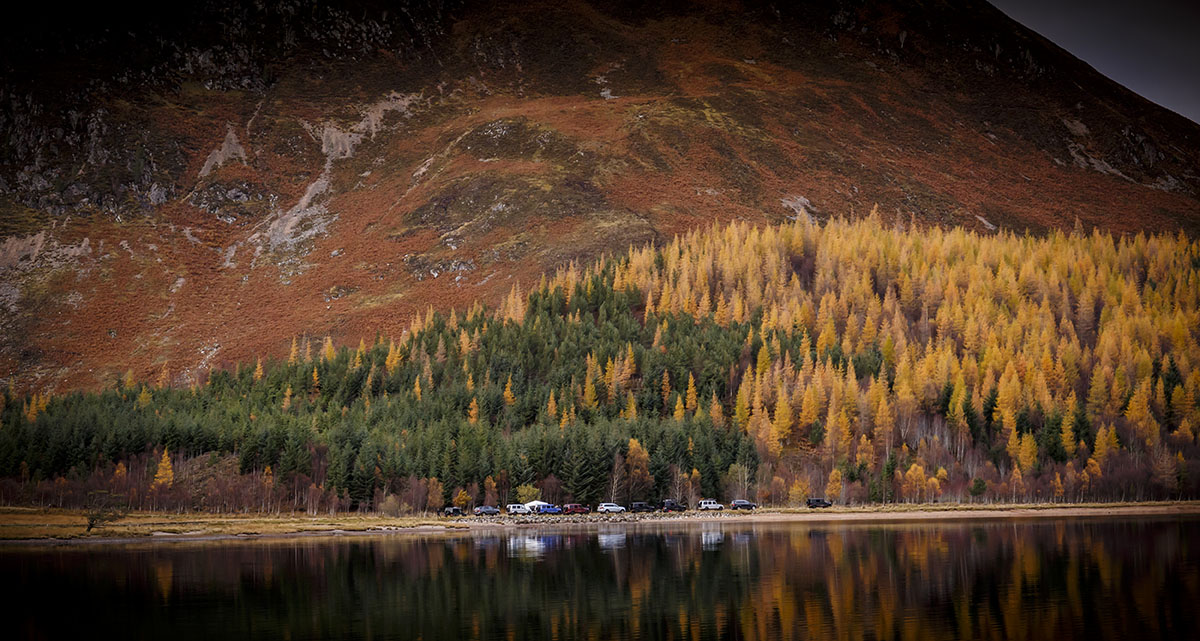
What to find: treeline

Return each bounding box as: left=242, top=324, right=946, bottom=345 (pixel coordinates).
left=2, top=214, right=1199, bottom=512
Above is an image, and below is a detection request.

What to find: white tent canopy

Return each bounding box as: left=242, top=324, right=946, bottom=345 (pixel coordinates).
left=524, top=500, right=552, bottom=510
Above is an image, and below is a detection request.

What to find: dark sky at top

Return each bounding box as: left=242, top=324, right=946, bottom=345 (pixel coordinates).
left=992, top=0, right=1200, bottom=124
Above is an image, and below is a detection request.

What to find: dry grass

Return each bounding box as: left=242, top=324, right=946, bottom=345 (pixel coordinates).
left=4, top=501, right=1197, bottom=542
left=0, top=506, right=462, bottom=541
left=767, top=500, right=1200, bottom=515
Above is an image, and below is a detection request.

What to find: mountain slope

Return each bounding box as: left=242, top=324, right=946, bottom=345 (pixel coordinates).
left=1, top=0, right=1198, bottom=392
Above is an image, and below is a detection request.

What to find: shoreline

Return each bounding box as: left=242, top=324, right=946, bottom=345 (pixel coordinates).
left=2, top=501, right=1198, bottom=547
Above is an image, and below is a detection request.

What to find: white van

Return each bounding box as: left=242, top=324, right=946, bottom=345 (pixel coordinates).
left=506, top=503, right=531, bottom=514
left=698, top=499, right=724, bottom=511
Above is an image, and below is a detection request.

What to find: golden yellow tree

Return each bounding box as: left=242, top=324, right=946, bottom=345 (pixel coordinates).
left=734, top=376, right=752, bottom=429
left=709, top=393, right=725, bottom=429
left=152, top=447, right=174, bottom=490
left=825, top=468, right=843, bottom=501
left=624, top=392, right=638, bottom=421
left=1125, top=378, right=1159, bottom=449
left=583, top=374, right=598, bottom=410
left=771, top=390, right=793, bottom=450
left=504, top=375, right=517, bottom=406
left=136, top=386, right=153, bottom=409
left=468, top=397, right=480, bottom=424
left=661, top=370, right=672, bottom=411
left=1061, top=397, right=1078, bottom=458
left=1018, top=432, right=1038, bottom=472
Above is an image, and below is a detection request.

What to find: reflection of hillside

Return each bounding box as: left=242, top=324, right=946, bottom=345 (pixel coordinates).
left=4, top=519, right=1197, bottom=639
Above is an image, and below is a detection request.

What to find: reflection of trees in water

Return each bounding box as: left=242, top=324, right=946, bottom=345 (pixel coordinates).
left=5, top=521, right=1198, bottom=640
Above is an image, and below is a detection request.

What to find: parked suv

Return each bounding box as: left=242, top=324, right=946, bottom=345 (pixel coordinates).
left=698, top=499, right=724, bottom=511
left=443, top=506, right=465, bottom=517
left=506, top=503, right=531, bottom=514
left=562, top=503, right=590, bottom=514
left=597, top=502, right=626, bottom=513
left=661, top=499, right=687, bottom=512
left=630, top=502, right=654, bottom=513
left=806, top=498, right=833, bottom=508
left=729, top=499, right=757, bottom=510
left=537, top=504, right=563, bottom=514
left=473, top=505, right=500, bottom=516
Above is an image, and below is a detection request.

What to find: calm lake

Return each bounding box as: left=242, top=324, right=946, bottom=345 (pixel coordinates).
left=5, top=516, right=1198, bottom=640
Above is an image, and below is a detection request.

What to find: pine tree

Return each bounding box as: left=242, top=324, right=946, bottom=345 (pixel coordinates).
left=288, top=337, right=298, bottom=365
left=253, top=357, right=264, bottom=382
left=673, top=394, right=686, bottom=421
left=468, top=397, right=480, bottom=424
left=685, top=373, right=698, bottom=412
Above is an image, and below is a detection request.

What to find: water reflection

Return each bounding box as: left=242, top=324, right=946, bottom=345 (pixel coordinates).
left=597, top=528, right=627, bottom=552
left=4, top=518, right=1198, bottom=640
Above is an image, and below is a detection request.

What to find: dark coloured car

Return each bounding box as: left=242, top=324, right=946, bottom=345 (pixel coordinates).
left=661, top=499, right=687, bottom=512
left=443, top=506, right=465, bottom=517
left=730, top=499, right=757, bottom=510
left=806, top=498, right=833, bottom=508
left=562, top=503, right=590, bottom=514
left=473, top=505, right=500, bottom=516
left=537, top=504, right=563, bottom=514
left=630, top=502, right=654, bottom=513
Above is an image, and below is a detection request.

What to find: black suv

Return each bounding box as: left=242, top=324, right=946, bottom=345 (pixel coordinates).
left=730, top=499, right=757, bottom=510
left=806, top=498, right=833, bottom=508
left=630, top=501, right=654, bottom=513
left=661, top=499, right=687, bottom=512
left=443, top=506, right=466, bottom=517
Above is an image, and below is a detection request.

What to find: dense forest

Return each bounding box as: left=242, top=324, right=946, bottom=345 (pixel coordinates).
left=2, top=214, right=1198, bottom=513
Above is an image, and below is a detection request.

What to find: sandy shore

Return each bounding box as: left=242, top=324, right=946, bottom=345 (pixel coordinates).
left=2, top=502, right=1197, bottom=546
